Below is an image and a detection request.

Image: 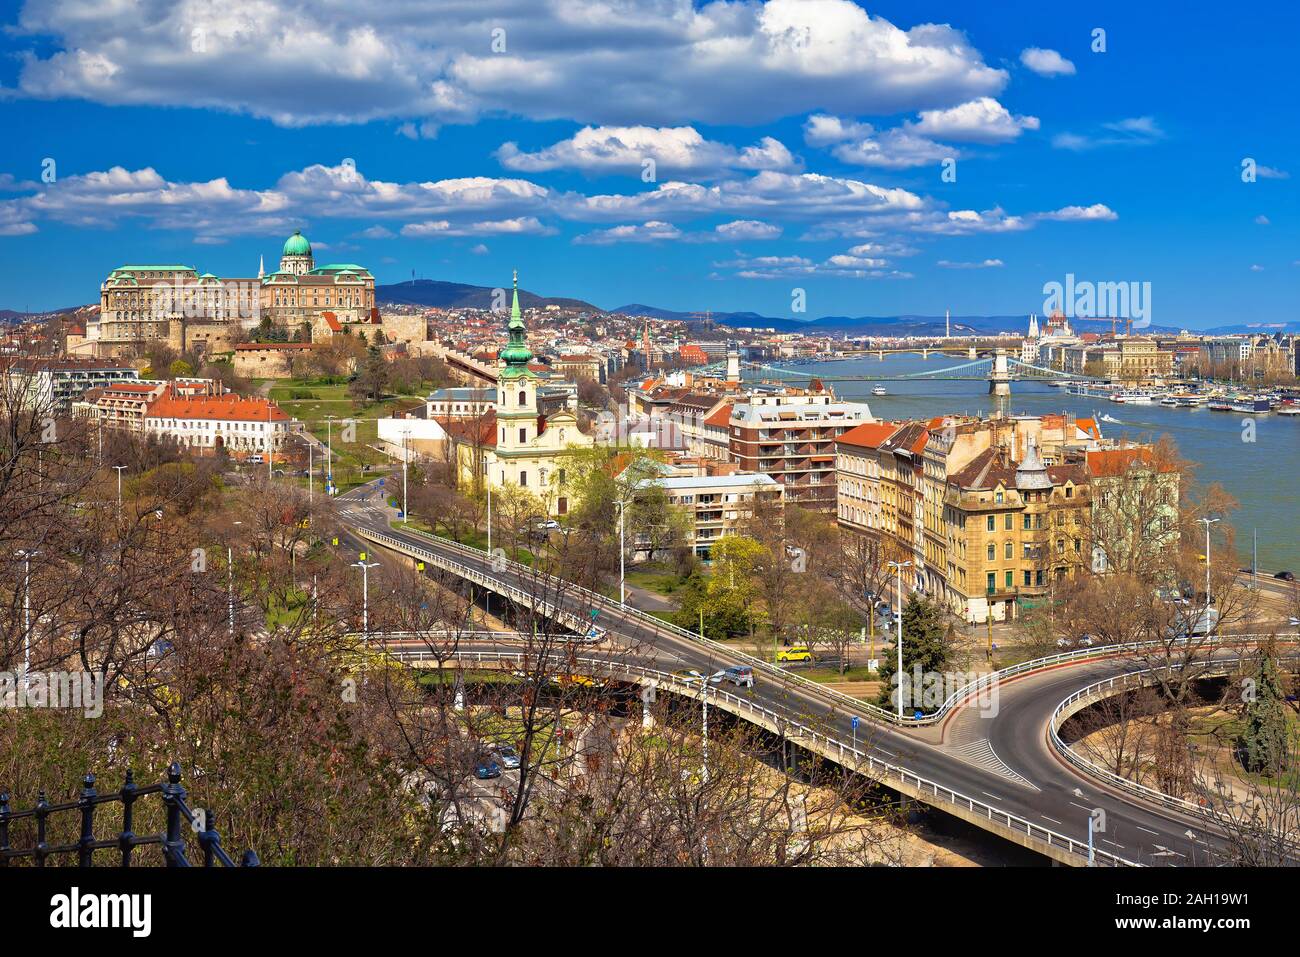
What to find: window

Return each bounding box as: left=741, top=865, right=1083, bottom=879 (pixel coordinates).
left=519, top=470, right=527, bottom=486
left=986, top=572, right=995, bottom=594
left=1023, top=514, right=1032, bottom=530
left=1005, top=570, right=1013, bottom=588
left=1004, top=514, right=1013, bottom=530
left=1065, top=485, right=1073, bottom=498
left=518, top=390, right=526, bottom=406
left=987, top=543, right=995, bottom=561
left=995, top=490, right=1004, bottom=504
left=1004, top=541, right=1013, bottom=559
left=1024, top=570, right=1032, bottom=586
left=986, top=515, right=995, bottom=532
left=558, top=469, right=566, bottom=484
left=519, top=427, right=527, bottom=443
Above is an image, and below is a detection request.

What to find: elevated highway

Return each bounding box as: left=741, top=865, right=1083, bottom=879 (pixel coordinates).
left=336, top=485, right=1293, bottom=866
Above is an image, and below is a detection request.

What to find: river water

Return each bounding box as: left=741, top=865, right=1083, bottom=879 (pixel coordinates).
left=749, top=354, right=1300, bottom=573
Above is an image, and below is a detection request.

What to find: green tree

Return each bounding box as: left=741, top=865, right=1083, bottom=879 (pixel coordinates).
left=348, top=345, right=389, bottom=403
left=1237, top=652, right=1291, bottom=775
left=875, top=593, right=953, bottom=713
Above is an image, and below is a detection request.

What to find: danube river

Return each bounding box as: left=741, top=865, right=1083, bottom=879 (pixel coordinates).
left=750, top=354, right=1300, bottom=573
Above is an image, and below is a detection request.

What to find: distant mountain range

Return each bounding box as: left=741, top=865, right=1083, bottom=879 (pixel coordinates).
left=376, top=279, right=601, bottom=313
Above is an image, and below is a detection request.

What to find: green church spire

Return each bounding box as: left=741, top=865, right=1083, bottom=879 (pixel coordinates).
left=499, top=268, right=537, bottom=378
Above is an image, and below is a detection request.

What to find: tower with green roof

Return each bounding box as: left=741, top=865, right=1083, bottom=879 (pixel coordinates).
left=495, top=270, right=543, bottom=458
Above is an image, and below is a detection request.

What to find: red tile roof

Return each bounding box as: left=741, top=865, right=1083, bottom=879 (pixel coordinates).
left=836, top=421, right=900, bottom=450
left=146, top=393, right=289, bottom=423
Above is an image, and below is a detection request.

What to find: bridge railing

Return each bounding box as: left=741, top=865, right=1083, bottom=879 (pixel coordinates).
left=1048, top=652, right=1300, bottom=847
left=385, top=647, right=1135, bottom=867
left=0, top=763, right=258, bottom=868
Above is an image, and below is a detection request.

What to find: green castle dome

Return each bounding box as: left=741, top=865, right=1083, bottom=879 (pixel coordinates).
left=282, top=230, right=311, bottom=256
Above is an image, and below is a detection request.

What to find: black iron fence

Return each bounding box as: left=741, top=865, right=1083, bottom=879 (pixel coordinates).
left=0, top=762, right=258, bottom=867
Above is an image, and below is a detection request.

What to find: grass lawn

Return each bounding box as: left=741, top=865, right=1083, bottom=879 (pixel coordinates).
left=268, top=378, right=433, bottom=493
left=624, top=562, right=687, bottom=596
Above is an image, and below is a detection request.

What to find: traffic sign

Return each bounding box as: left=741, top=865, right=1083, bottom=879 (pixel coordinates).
left=851, top=716, right=859, bottom=730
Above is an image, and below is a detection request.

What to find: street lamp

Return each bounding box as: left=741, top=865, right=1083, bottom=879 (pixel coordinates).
left=677, top=669, right=726, bottom=784
left=615, top=499, right=629, bottom=604
left=484, top=460, right=492, bottom=617
left=352, top=558, right=380, bottom=643
left=325, top=415, right=336, bottom=495
left=1199, top=517, right=1220, bottom=628
left=227, top=521, right=242, bottom=637
left=112, top=465, right=127, bottom=506
left=887, top=559, right=913, bottom=719
left=401, top=428, right=410, bottom=524
left=288, top=431, right=314, bottom=504
left=15, top=549, right=38, bottom=681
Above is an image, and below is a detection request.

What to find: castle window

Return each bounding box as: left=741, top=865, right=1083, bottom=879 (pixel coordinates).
left=518, top=390, right=526, bottom=406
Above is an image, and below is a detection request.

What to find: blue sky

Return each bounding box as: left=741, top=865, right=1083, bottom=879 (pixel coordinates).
left=0, top=0, right=1296, bottom=327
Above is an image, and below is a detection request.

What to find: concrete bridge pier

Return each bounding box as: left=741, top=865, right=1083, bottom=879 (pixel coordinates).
left=988, top=348, right=1011, bottom=398
left=968, top=347, right=977, bottom=359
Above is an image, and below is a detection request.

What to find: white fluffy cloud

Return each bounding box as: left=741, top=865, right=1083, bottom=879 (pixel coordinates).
left=574, top=218, right=782, bottom=244
left=1035, top=204, right=1118, bottom=222
left=716, top=250, right=912, bottom=280
left=910, top=97, right=1039, bottom=144
left=831, top=129, right=954, bottom=169
left=497, top=126, right=796, bottom=177
left=13, top=0, right=1007, bottom=127
left=1019, top=48, right=1075, bottom=77
left=400, top=217, right=553, bottom=238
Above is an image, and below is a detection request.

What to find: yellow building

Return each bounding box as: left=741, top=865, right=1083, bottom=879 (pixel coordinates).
left=443, top=272, right=592, bottom=516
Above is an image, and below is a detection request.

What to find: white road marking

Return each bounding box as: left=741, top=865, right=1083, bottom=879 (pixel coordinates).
left=1040, top=815, right=1062, bottom=825
left=1136, top=825, right=1159, bottom=836
left=1102, top=839, right=1125, bottom=849
left=981, top=791, right=1003, bottom=801
left=1068, top=801, right=1093, bottom=812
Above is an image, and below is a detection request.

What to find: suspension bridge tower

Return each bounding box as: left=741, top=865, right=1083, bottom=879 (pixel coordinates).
left=988, top=348, right=1012, bottom=398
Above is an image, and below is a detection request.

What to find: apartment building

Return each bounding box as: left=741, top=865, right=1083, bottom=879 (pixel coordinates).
left=4, top=357, right=139, bottom=411
left=635, top=472, right=783, bottom=559
left=837, top=412, right=1114, bottom=621
left=945, top=441, right=1091, bottom=623
left=731, top=390, right=874, bottom=511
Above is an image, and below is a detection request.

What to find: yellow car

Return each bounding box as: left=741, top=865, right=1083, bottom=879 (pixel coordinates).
left=776, top=645, right=813, bottom=664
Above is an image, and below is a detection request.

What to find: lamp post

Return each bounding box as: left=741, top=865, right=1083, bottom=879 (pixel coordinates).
left=615, top=499, right=629, bottom=604
left=484, top=461, right=492, bottom=617
left=352, top=559, right=380, bottom=643
left=401, top=428, right=410, bottom=524
left=325, top=415, right=336, bottom=495
left=1199, top=517, right=1220, bottom=629
left=887, top=559, right=912, bottom=719
left=15, top=548, right=38, bottom=681
left=227, top=520, right=242, bottom=637
left=112, top=465, right=127, bottom=506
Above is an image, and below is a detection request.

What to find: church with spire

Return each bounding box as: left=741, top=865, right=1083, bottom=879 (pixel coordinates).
left=443, top=270, right=592, bottom=516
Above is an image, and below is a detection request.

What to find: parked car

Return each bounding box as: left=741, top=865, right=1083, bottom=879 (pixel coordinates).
left=721, top=666, right=755, bottom=688
left=1276, top=570, right=1296, bottom=582
left=474, top=759, right=502, bottom=780
left=492, top=744, right=521, bottom=770
left=776, top=644, right=813, bottom=664
left=583, top=624, right=607, bottom=642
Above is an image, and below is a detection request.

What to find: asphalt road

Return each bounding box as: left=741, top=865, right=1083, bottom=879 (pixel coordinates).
left=332, top=483, right=1270, bottom=866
